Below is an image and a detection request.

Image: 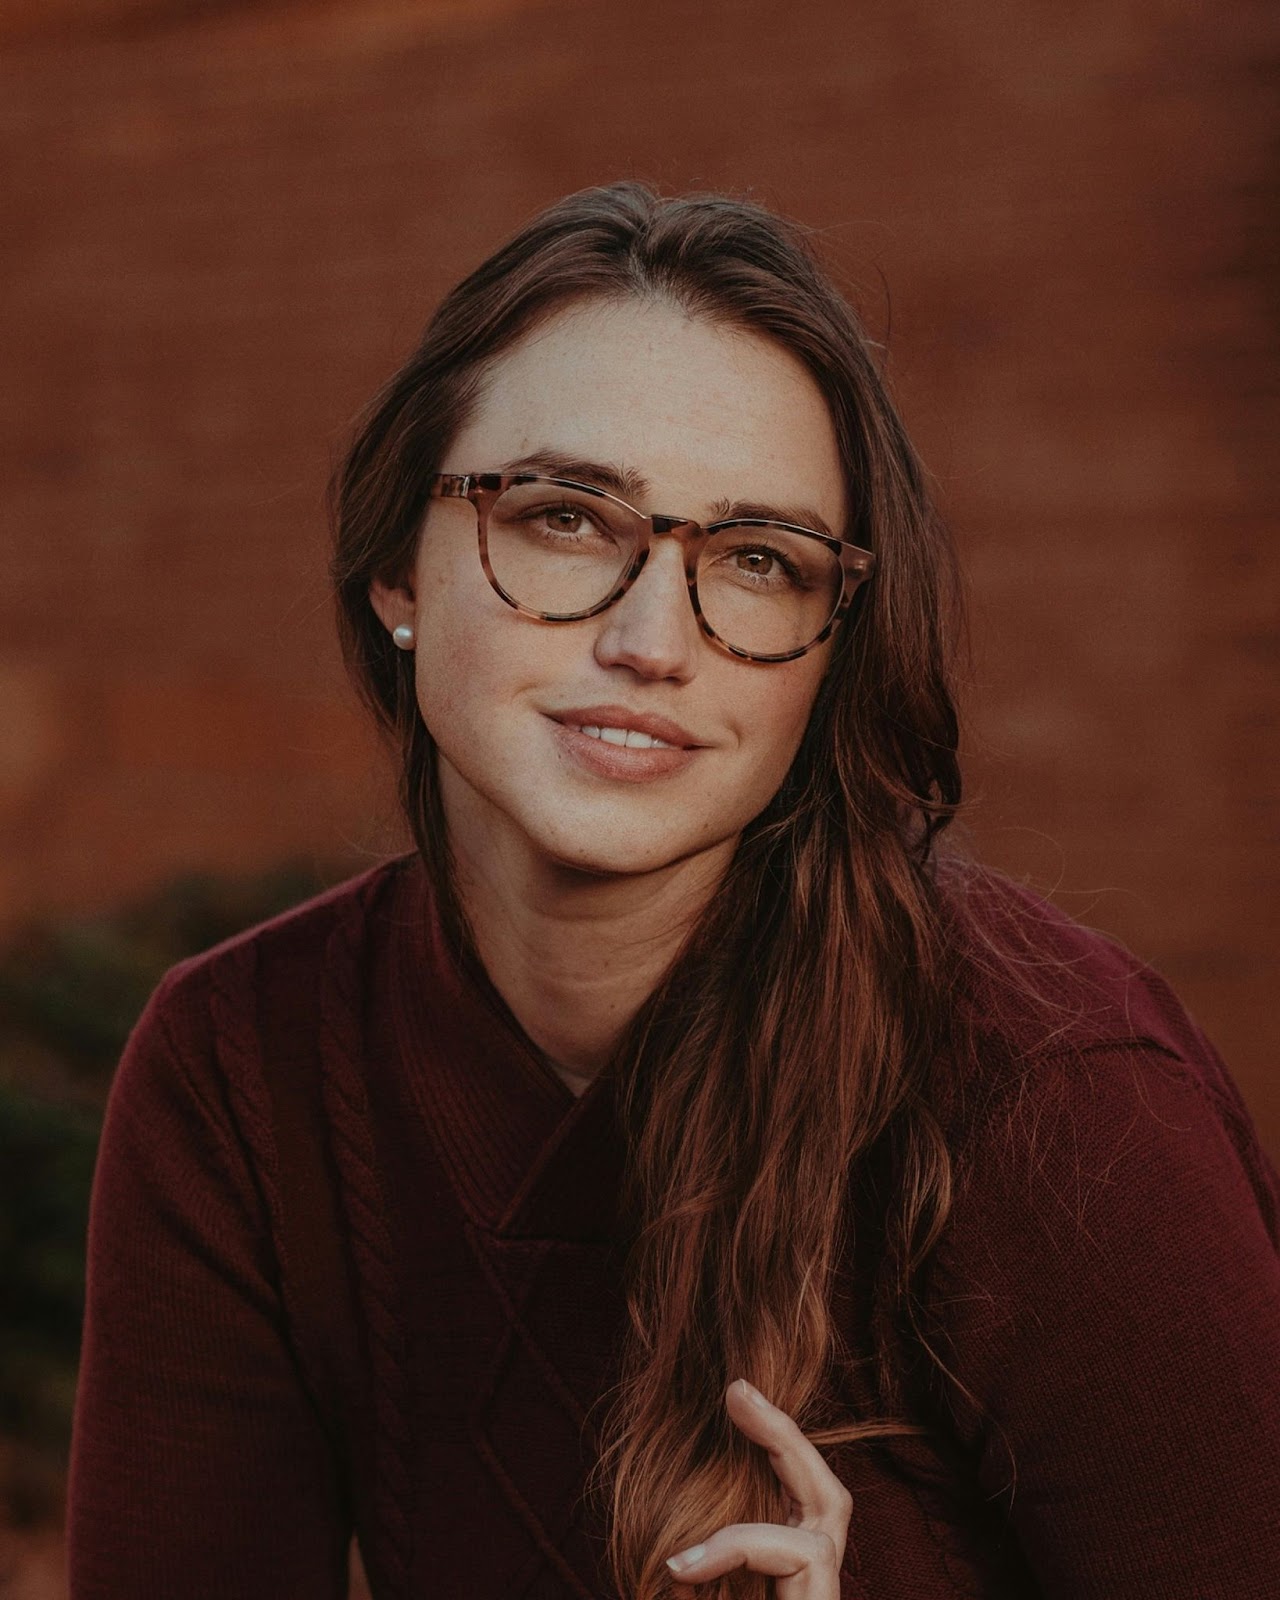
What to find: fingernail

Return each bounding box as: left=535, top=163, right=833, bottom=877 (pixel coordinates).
left=666, top=1544, right=706, bottom=1573
left=736, top=1378, right=767, bottom=1406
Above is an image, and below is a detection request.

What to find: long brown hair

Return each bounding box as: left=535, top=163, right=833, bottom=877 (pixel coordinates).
left=331, top=182, right=968, bottom=1600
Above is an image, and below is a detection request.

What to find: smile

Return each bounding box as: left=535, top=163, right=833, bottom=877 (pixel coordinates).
left=574, top=724, right=676, bottom=750
left=547, top=706, right=701, bottom=783
left=550, top=704, right=699, bottom=750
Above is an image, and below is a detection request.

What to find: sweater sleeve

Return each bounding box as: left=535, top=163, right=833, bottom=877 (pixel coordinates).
left=923, top=1036, right=1280, bottom=1599
left=66, top=964, right=352, bottom=1598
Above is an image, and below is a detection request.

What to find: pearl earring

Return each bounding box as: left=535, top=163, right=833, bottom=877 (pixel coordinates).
left=392, top=624, right=415, bottom=649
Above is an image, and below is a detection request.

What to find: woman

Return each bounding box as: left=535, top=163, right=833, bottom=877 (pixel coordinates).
left=67, top=183, right=1280, bottom=1599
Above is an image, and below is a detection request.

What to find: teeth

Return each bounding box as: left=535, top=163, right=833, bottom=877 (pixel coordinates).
left=577, top=724, right=675, bottom=750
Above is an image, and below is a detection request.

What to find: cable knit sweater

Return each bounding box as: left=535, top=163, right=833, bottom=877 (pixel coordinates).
left=67, top=851, right=1280, bottom=1598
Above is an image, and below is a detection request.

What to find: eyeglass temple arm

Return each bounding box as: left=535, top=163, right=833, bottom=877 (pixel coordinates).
left=429, top=474, right=473, bottom=498
left=844, top=547, right=877, bottom=578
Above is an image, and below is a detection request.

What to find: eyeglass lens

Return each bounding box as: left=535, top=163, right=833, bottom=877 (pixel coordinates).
left=484, top=481, right=844, bottom=657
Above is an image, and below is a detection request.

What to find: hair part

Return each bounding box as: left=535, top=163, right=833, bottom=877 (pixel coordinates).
left=331, top=181, right=968, bottom=1600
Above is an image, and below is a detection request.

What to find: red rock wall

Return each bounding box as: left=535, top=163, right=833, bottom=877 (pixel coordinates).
left=1, top=0, right=1276, bottom=1152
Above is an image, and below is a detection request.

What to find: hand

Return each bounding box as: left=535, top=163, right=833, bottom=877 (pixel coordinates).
left=664, top=1379, right=853, bottom=1597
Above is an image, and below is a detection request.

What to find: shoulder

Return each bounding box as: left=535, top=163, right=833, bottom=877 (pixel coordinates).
left=933, top=857, right=1240, bottom=1110
left=142, top=852, right=415, bottom=1040
left=109, top=852, right=418, bottom=1147
left=928, top=858, right=1279, bottom=1242
left=926, top=856, right=1280, bottom=1256
left=913, top=874, right=1280, bottom=1587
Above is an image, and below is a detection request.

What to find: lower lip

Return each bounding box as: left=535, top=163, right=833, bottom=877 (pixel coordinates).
left=550, top=719, right=699, bottom=782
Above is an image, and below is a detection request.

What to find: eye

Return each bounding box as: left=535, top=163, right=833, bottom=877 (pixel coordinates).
left=719, top=542, right=805, bottom=587
left=735, top=548, right=781, bottom=577
left=545, top=504, right=588, bottom=533
left=520, top=500, right=612, bottom=541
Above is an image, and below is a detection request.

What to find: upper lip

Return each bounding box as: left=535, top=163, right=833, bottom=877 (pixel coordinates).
left=549, top=704, right=703, bottom=749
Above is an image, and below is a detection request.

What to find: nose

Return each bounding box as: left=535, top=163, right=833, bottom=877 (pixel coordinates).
left=591, top=532, right=701, bottom=682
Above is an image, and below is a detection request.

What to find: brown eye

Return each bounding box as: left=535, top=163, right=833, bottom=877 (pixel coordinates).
left=548, top=505, right=585, bottom=533
left=720, top=544, right=804, bottom=587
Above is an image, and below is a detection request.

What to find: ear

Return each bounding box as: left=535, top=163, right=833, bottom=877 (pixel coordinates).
left=368, top=574, right=416, bottom=638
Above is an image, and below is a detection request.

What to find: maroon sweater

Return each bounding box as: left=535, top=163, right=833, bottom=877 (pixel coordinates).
left=66, top=851, right=1280, bottom=1598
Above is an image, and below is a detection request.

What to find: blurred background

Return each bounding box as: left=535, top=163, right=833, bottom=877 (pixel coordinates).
left=1, top=0, right=1276, bottom=1592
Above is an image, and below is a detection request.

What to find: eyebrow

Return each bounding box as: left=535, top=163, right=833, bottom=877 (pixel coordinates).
left=496, top=449, right=838, bottom=539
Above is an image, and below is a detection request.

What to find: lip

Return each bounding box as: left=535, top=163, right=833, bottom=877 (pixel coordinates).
left=548, top=704, right=703, bottom=749
left=545, top=704, right=704, bottom=784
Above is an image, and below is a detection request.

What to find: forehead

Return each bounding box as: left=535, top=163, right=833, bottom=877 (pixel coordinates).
left=446, top=297, right=847, bottom=523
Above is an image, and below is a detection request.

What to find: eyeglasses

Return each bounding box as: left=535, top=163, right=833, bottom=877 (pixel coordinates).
left=426, top=472, right=876, bottom=663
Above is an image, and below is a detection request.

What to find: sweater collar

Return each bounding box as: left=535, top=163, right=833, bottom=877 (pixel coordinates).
left=381, top=852, right=627, bottom=1245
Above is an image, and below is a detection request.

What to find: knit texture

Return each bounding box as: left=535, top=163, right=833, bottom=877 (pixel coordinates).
left=66, top=852, right=1280, bottom=1598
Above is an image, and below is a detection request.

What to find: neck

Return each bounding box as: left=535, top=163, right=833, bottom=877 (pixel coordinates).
left=442, top=792, right=734, bottom=1097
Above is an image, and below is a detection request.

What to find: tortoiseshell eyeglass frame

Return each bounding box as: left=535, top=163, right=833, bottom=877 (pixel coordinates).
left=426, top=472, right=878, bottom=664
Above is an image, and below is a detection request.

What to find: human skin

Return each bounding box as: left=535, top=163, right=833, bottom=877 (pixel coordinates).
left=369, top=293, right=855, bottom=1595
left=370, top=295, right=848, bottom=1090
left=667, top=1381, right=853, bottom=1596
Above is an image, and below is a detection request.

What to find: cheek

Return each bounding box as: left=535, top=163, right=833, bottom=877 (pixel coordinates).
left=409, top=576, right=560, bottom=761
left=409, top=559, right=494, bottom=743
left=727, top=662, right=827, bottom=792
left=411, top=620, right=473, bottom=745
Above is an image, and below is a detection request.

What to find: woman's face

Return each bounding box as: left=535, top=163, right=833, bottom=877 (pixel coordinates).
left=371, top=296, right=848, bottom=880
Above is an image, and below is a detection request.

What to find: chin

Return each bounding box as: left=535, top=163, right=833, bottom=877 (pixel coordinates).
left=535, top=815, right=736, bottom=881
left=541, top=834, right=681, bottom=879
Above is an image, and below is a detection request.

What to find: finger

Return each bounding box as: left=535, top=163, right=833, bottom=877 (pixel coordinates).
left=724, top=1381, right=853, bottom=1557
left=666, top=1522, right=840, bottom=1594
